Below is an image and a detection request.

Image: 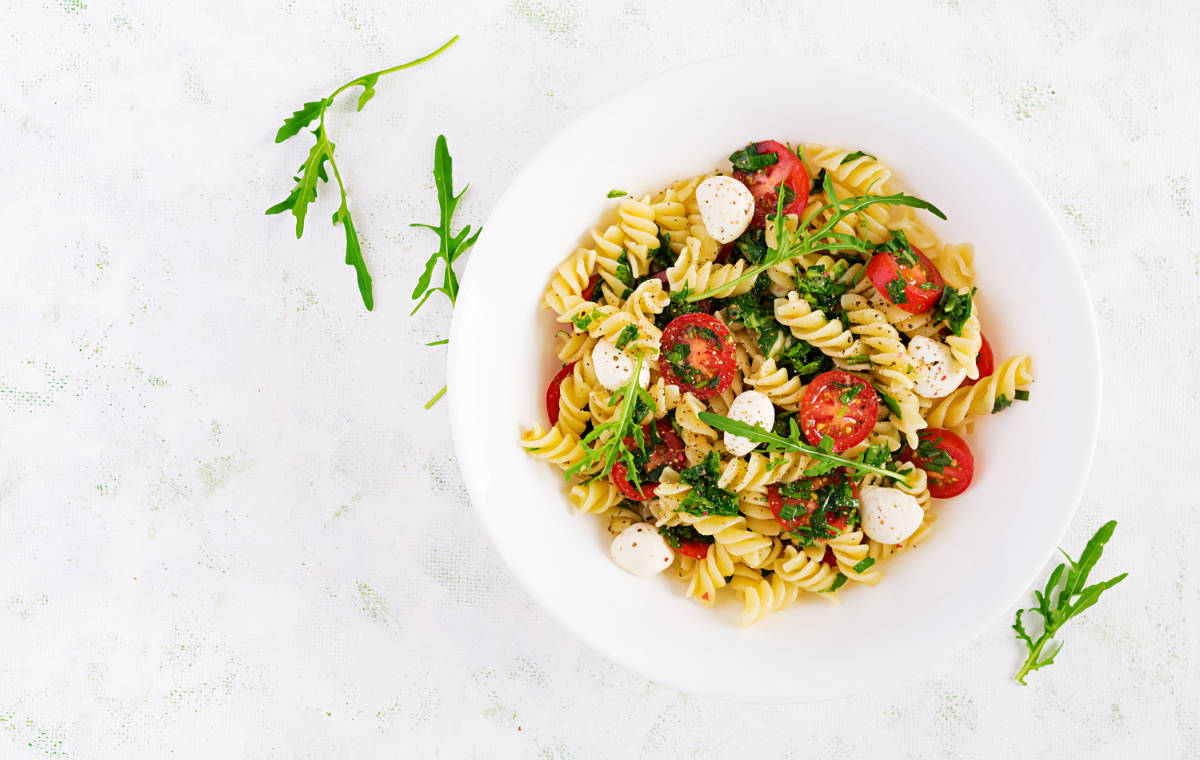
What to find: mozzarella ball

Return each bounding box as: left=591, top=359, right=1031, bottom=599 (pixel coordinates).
left=908, top=335, right=967, bottom=398
left=610, top=522, right=675, bottom=577
left=858, top=485, right=924, bottom=544
left=592, top=338, right=651, bottom=391
left=723, top=390, right=775, bottom=457
left=696, top=175, right=754, bottom=244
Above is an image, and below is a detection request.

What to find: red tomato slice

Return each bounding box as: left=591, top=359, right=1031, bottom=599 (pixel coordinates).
left=798, top=371, right=879, bottom=452
left=901, top=428, right=975, bottom=498
left=962, top=334, right=994, bottom=387
left=659, top=313, right=736, bottom=400
left=610, top=418, right=686, bottom=501
left=676, top=540, right=710, bottom=559
left=865, top=244, right=945, bottom=314
left=544, top=363, right=575, bottom=425
left=584, top=273, right=602, bottom=302
left=767, top=479, right=852, bottom=534
left=733, top=140, right=810, bottom=229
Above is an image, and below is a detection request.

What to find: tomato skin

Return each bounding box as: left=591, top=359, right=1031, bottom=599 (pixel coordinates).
left=865, top=245, right=945, bottom=314
left=798, top=371, right=880, bottom=453
left=659, top=313, right=736, bottom=400
left=963, top=335, right=994, bottom=387
left=545, top=363, right=575, bottom=425
left=733, top=140, right=810, bottom=229
left=902, top=428, right=975, bottom=499
left=610, top=418, right=686, bottom=501
left=676, top=541, right=710, bottom=559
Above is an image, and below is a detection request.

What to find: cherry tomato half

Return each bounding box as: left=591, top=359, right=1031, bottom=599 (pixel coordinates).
left=767, top=477, right=853, bottom=534
left=610, top=418, right=686, bottom=501
left=865, top=244, right=945, bottom=314
left=962, top=334, right=994, bottom=387
left=544, top=363, right=575, bottom=425
left=733, top=140, right=810, bottom=229
left=901, top=428, right=975, bottom=499
left=676, top=540, right=711, bottom=560
left=659, top=313, right=736, bottom=400
left=584, top=273, right=602, bottom=302
left=798, top=371, right=880, bottom=452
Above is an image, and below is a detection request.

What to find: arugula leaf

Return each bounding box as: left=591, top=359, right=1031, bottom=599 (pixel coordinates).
left=411, top=134, right=482, bottom=314
left=696, top=411, right=907, bottom=482
left=1013, top=520, right=1127, bottom=684
left=686, top=186, right=945, bottom=302
left=564, top=353, right=655, bottom=483
left=267, top=36, right=460, bottom=310
left=840, top=150, right=876, bottom=165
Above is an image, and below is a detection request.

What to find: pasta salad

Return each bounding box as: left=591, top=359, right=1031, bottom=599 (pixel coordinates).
left=522, top=141, right=1034, bottom=625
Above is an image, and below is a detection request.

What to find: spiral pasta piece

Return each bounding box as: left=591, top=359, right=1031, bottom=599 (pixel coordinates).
left=520, top=423, right=586, bottom=470
left=617, top=195, right=660, bottom=275
left=730, top=564, right=801, bottom=625
left=568, top=479, right=623, bottom=514
left=717, top=452, right=779, bottom=494
left=773, top=292, right=854, bottom=355
left=826, top=528, right=883, bottom=585
left=772, top=545, right=840, bottom=596
left=944, top=293, right=983, bottom=380
left=925, top=354, right=1034, bottom=428
left=675, top=512, right=773, bottom=560
left=840, top=293, right=915, bottom=392
left=543, top=246, right=597, bottom=317
left=667, top=236, right=757, bottom=298
left=680, top=542, right=736, bottom=605
left=556, top=374, right=591, bottom=437
left=744, top=358, right=807, bottom=410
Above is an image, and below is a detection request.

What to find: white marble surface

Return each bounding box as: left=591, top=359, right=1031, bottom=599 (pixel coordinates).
left=2, top=1, right=1198, bottom=757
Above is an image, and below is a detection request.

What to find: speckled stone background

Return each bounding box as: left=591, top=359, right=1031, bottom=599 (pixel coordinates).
left=2, top=0, right=1198, bottom=757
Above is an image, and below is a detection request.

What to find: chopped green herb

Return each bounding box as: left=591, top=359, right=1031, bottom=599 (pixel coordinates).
left=844, top=355, right=873, bottom=366
left=823, top=573, right=848, bottom=592
left=852, top=557, right=875, bottom=573
left=874, top=385, right=902, bottom=418
left=914, top=434, right=954, bottom=474
left=615, top=324, right=640, bottom=350
left=992, top=394, right=1013, bottom=413
left=614, top=250, right=634, bottom=290
left=838, top=384, right=863, bottom=405
left=573, top=308, right=601, bottom=331
left=658, top=524, right=712, bottom=549
left=885, top=277, right=908, bottom=304
left=650, top=232, right=675, bottom=271
left=935, top=286, right=974, bottom=336
left=734, top=228, right=768, bottom=266
left=870, top=229, right=919, bottom=269
left=729, top=144, right=778, bottom=172
left=607, top=189, right=627, bottom=198
left=678, top=451, right=739, bottom=516
left=1015, top=389, right=1030, bottom=402
left=840, top=150, right=876, bottom=165
left=809, top=167, right=827, bottom=196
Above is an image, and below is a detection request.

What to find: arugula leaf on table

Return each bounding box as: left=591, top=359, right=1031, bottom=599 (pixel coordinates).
left=411, top=134, right=482, bottom=407
left=267, top=35, right=460, bottom=310
left=1012, top=520, right=1127, bottom=684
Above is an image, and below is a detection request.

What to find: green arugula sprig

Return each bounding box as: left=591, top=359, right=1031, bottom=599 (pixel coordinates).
left=685, top=171, right=945, bottom=302
left=696, top=411, right=907, bottom=482
left=564, top=353, right=654, bottom=484
left=1012, top=520, right=1127, bottom=684
left=267, top=36, right=460, bottom=310
left=411, top=134, right=481, bottom=408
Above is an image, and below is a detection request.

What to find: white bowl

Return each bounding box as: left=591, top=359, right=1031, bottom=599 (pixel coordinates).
left=448, top=55, right=1099, bottom=702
